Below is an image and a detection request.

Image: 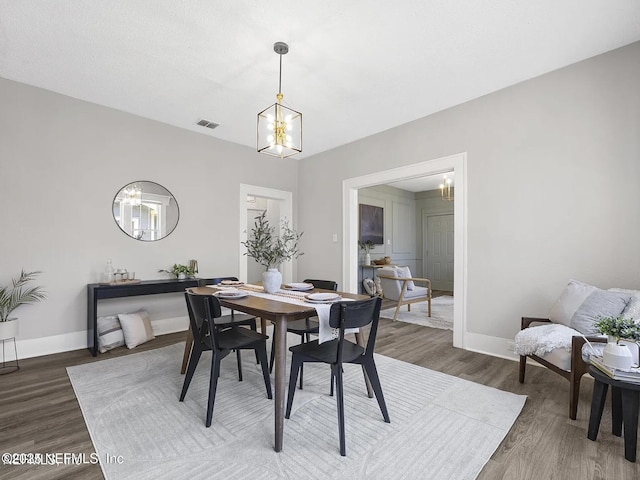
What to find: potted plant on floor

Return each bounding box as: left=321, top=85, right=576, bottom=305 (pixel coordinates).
left=0, top=270, right=47, bottom=340
left=242, top=211, right=303, bottom=293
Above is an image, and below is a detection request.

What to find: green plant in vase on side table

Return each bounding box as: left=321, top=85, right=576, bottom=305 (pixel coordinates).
left=242, top=211, right=303, bottom=293
left=159, top=264, right=195, bottom=280
left=594, top=315, right=640, bottom=369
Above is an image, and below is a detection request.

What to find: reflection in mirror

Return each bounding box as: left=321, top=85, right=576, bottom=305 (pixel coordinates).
left=112, top=181, right=179, bottom=241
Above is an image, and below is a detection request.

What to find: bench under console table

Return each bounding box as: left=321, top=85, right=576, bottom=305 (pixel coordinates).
left=87, top=278, right=214, bottom=356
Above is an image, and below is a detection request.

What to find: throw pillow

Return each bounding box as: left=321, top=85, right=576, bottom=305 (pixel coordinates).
left=569, top=290, right=631, bottom=335
left=118, top=309, right=155, bottom=349
left=609, top=288, right=640, bottom=322
left=395, top=266, right=415, bottom=291
left=97, top=315, right=125, bottom=353
left=549, top=280, right=598, bottom=327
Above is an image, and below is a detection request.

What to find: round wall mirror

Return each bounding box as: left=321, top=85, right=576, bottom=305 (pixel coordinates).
left=112, top=181, right=179, bottom=241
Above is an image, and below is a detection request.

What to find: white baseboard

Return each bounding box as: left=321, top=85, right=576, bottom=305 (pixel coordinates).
left=463, top=331, right=520, bottom=362
left=15, top=316, right=190, bottom=360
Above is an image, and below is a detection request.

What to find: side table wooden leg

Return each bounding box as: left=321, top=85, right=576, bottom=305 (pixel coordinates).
left=588, top=379, right=608, bottom=441
left=620, top=390, right=639, bottom=462
left=612, top=386, right=623, bottom=437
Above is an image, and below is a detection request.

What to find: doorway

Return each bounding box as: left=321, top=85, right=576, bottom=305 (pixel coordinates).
left=342, top=153, right=467, bottom=349
left=423, top=213, right=454, bottom=291
left=239, top=184, right=293, bottom=284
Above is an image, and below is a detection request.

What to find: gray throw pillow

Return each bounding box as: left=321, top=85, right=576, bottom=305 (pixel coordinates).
left=569, top=290, right=631, bottom=335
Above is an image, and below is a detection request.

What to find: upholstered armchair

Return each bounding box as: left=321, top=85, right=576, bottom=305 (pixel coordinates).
left=376, top=266, right=431, bottom=322
left=516, top=280, right=639, bottom=419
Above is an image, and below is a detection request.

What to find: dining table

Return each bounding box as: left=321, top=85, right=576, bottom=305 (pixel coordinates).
left=182, top=283, right=371, bottom=452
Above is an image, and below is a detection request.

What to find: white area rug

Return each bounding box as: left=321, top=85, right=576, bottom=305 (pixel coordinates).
left=381, top=295, right=454, bottom=330
left=67, top=342, right=525, bottom=480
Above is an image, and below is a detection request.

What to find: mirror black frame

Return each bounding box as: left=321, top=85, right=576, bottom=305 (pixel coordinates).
left=112, top=180, right=180, bottom=241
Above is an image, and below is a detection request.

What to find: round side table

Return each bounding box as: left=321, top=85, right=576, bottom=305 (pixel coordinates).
left=587, top=365, right=640, bottom=462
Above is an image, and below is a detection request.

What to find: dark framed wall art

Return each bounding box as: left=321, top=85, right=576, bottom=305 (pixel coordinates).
left=359, top=204, right=384, bottom=244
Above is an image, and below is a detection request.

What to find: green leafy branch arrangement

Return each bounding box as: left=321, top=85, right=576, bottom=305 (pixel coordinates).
left=158, top=264, right=195, bottom=277
left=0, top=270, right=47, bottom=322
left=242, top=211, right=303, bottom=269
left=358, top=240, right=374, bottom=254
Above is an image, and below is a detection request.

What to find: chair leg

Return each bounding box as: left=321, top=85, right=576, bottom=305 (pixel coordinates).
left=179, top=345, right=203, bottom=401
left=519, top=355, right=527, bottom=383
left=392, top=303, right=401, bottom=322
left=330, top=370, right=335, bottom=396
left=250, top=320, right=260, bottom=364
left=236, top=349, right=243, bottom=382
left=181, top=327, right=194, bottom=374
left=363, top=359, right=390, bottom=423
left=205, top=354, right=222, bottom=427
left=256, top=343, right=273, bottom=399
left=298, top=334, right=305, bottom=390
left=569, top=371, right=583, bottom=421
left=269, top=335, right=275, bottom=373
left=285, top=355, right=303, bottom=419
left=333, top=363, right=347, bottom=456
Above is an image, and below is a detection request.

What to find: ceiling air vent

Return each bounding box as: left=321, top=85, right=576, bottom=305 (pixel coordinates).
left=196, top=119, right=219, bottom=130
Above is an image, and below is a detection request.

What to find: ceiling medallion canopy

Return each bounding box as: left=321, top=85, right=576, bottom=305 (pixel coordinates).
left=257, top=42, right=302, bottom=159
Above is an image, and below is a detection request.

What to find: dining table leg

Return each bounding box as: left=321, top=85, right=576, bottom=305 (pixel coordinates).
left=274, top=316, right=288, bottom=452
left=355, top=331, right=374, bottom=398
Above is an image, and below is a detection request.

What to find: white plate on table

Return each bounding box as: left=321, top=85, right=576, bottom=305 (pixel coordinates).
left=215, top=290, right=248, bottom=299
left=285, top=282, right=314, bottom=291
left=305, top=292, right=341, bottom=303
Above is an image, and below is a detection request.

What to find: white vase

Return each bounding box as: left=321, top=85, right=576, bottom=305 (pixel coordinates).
left=178, top=273, right=186, bottom=280
left=0, top=318, right=19, bottom=340
left=262, top=268, right=282, bottom=293
left=603, top=341, right=633, bottom=370
left=365, top=253, right=371, bottom=265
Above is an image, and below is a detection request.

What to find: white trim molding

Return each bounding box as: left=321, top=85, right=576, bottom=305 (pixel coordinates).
left=342, top=153, right=468, bottom=349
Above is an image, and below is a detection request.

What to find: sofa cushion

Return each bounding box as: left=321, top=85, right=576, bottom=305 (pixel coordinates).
left=569, top=289, right=630, bottom=335
left=609, top=288, right=640, bottom=322
left=549, top=280, right=597, bottom=327
left=395, top=266, right=415, bottom=291
left=402, top=286, right=429, bottom=299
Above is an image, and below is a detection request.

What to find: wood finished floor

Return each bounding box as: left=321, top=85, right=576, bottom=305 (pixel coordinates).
left=2, top=305, right=639, bottom=479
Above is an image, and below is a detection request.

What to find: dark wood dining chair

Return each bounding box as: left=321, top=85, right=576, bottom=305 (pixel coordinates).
left=179, top=290, right=272, bottom=427
left=181, top=277, right=258, bottom=377
left=269, top=279, right=338, bottom=390
left=285, top=296, right=390, bottom=456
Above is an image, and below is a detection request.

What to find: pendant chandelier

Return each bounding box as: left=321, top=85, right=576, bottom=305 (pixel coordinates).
left=439, top=174, right=453, bottom=201
left=257, top=42, right=302, bottom=158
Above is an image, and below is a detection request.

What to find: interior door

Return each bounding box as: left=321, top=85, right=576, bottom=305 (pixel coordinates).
left=424, top=214, right=454, bottom=291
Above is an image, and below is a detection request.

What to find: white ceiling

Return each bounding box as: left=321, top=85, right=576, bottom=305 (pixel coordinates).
left=1, top=1, right=639, bottom=160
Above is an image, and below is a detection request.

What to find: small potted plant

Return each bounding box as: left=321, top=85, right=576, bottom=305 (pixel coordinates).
left=0, top=270, right=46, bottom=340
left=242, top=211, right=303, bottom=293
left=159, top=264, right=195, bottom=280
left=594, top=315, right=640, bottom=369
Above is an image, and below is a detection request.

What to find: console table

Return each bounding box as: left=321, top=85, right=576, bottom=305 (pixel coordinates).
left=87, top=278, right=214, bottom=356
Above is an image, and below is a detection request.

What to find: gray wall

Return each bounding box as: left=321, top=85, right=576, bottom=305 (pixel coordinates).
left=2, top=40, right=639, bottom=358
left=297, top=41, right=640, bottom=346
left=0, top=77, right=299, bottom=348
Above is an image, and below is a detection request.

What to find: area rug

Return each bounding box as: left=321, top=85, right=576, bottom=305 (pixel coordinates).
left=381, top=295, right=453, bottom=329
left=67, top=342, right=525, bottom=480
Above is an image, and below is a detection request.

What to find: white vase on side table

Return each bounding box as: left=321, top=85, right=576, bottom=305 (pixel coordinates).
left=263, top=268, right=282, bottom=294
left=603, top=340, right=633, bottom=370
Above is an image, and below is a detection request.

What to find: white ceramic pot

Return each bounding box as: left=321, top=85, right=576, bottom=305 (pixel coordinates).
left=262, top=268, right=282, bottom=293
left=0, top=318, right=19, bottom=340
left=178, top=273, right=186, bottom=280
left=603, top=342, right=633, bottom=370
